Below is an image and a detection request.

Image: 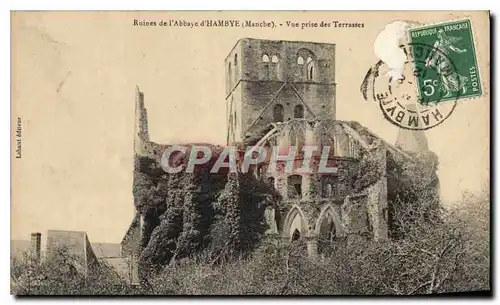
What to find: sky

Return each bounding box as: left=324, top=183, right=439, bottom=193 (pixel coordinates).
left=11, top=11, right=490, bottom=243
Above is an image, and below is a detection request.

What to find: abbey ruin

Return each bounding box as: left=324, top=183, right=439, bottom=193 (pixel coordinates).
left=121, top=38, right=440, bottom=275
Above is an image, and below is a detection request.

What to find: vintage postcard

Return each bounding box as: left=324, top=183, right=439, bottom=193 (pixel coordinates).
left=11, top=11, right=490, bottom=296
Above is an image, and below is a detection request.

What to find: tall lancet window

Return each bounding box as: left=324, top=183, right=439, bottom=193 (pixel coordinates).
left=306, top=57, right=314, bottom=80
left=273, top=104, right=284, bottom=122
left=271, top=55, right=280, bottom=80
left=262, top=54, right=270, bottom=79
left=294, top=104, right=304, bottom=119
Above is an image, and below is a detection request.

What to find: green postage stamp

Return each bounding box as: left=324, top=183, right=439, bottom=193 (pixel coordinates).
left=409, top=19, right=482, bottom=104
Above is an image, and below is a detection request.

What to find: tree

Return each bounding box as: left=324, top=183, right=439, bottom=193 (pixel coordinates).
left=175, top=173, right=203, bottom=260
left=219, top=172, right=243, bottom=254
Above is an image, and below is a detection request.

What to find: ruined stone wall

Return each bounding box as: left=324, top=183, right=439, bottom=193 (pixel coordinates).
left=364, top=143, right=389, bottom=241
left=45, top=230, right=99, bottom=273
left=341, top=194, right=371, bottom=237
left=257, top=119, right=361, bottom=202
left=264, top=157, right=358, bottom=202
left=270, top=119, right=395, bottom=246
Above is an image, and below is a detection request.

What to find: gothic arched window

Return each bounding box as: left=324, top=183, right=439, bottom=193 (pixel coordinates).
left=308, top=65, right=314, bottom=80
left=318, top=212, right=337, bottom=253
left=297, top=49, right=316, bottom=80
left=322, top=176, right=338, bottom=197
left=273, top=104, right=284, bottom=122
left=271, top=55, right=279, bottom=63
left=294, top=104, right=304, bottom=119
left=306, top=57, right=315, bottom=80
left=288, top=175, right=302, bottom=199
left=262, top=54, right=270, bottom=63
left=326, top=184, right=333, bottom=197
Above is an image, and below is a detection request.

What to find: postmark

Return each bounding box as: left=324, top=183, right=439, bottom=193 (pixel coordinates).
left=408, top=19, right=482, bottom=104
left=362, top=42, right=458, bottom=130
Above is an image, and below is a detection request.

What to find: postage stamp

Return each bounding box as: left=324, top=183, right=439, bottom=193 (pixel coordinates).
left=361, top=41, right=458, bottom=131
left=408, top=19, right=482, bottom=104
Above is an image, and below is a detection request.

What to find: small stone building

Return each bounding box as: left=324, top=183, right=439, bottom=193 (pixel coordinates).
left=11, top=231, right=138, bottom=286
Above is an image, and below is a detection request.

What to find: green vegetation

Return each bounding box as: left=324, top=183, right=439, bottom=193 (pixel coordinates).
left=11, top=154, right=489, bottom=295
left=11, top=188, right=489, bottom=295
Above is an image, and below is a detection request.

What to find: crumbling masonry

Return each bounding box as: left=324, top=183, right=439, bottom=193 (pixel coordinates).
left=121, top=38, right=438, bottom=267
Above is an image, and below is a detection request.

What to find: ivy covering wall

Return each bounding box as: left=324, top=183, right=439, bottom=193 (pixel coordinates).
left=131, top=153, right=273, bottom=276
left=130, top=133, right=441, bottom=274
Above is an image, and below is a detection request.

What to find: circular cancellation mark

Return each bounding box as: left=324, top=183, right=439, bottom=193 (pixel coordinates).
left=367, top=42, right=462, bottom=131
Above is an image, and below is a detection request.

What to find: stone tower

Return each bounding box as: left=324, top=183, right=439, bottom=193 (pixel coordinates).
left=225, top=38, right=336, bottom=145
left=134, top=86, right=150, bottom=157
left=121, top=86, right=148, bottom=281
left=224, top=39, right=391, bottom=257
